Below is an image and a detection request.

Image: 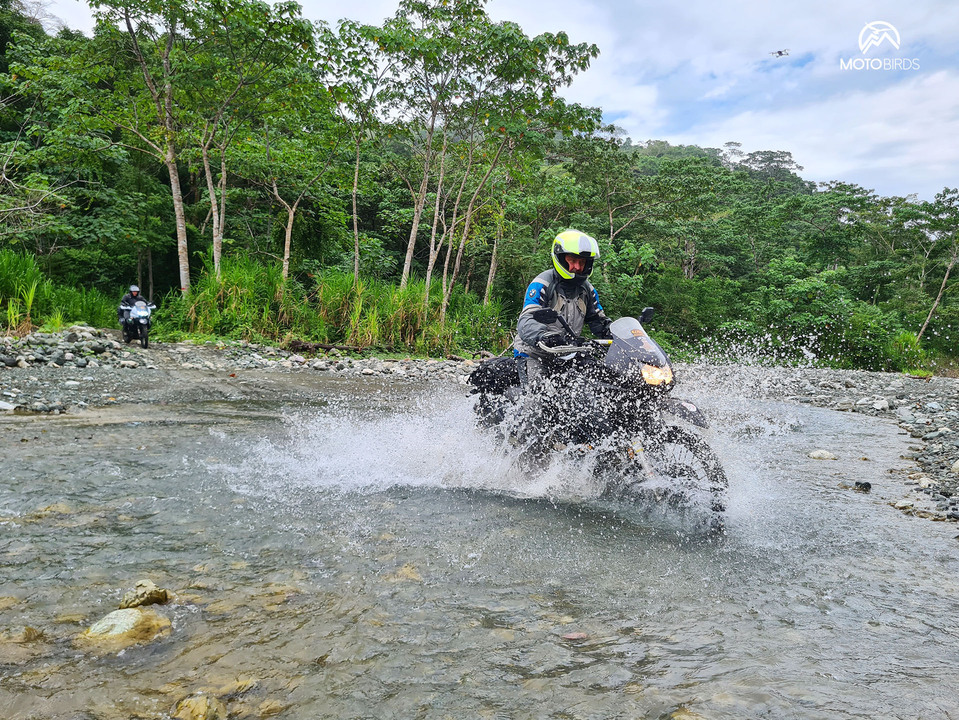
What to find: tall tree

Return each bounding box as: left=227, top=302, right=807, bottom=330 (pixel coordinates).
left=916, top=188, right=959, bottom=341
left=83, top=0, right=205, bottom=293
left=322, top=19, right=389, bottom=288
left=184, top=0, right=315, bottom=278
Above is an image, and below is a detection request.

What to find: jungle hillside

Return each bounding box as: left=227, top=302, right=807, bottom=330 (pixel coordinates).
left=1, top=0, right=956, bottom=371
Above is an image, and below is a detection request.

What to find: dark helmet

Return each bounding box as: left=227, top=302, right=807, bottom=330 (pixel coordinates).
left=552, top=230, right=599, bottom=283
left=129, top=285, right=139, bottom=294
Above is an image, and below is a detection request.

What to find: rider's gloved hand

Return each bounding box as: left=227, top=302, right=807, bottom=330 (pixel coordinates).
left=540, top=332, right=569, bottom=348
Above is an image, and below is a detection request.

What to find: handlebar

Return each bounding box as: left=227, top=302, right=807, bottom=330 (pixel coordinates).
left=536, top=338, right=612, bottom=355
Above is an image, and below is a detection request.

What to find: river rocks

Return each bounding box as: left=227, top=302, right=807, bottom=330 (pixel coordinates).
left=0, top=626, right=49, bottom=665
left=808, top=449, right=838, bottom=460
left=172, top=694, right=228, bottom=720
left=75, top=607, right=172, bottom=652
left=118, top=579, right=173, bottom=609
left=681, top=361, right=959, bottom=520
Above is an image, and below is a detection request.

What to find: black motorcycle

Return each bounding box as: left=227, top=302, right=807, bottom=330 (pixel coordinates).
left=468, top=308, right=728, bottom=529
left=119, top=300, right=156, bottom=348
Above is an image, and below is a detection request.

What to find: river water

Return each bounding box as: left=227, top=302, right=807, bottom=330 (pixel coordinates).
left=2, top=375, right=959, bottom=719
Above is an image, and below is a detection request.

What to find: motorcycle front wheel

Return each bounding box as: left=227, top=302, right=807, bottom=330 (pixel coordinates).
left=612, top=425, right=728, bottom=529
left=140, top=327, right=149, bottom=349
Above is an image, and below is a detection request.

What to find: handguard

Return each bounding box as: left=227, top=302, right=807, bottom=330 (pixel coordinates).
left=663, top=397, right=710, bottom=428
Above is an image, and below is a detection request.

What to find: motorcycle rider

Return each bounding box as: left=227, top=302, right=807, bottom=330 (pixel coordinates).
left=513, top=229, right=612, bottom=387
left=118, top=285, right=145, bottom=325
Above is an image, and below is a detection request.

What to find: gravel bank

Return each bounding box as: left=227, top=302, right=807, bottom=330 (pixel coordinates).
left=3, top=326, right=958, bottom=523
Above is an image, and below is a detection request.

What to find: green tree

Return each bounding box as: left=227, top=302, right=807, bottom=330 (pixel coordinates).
left=183, top=0, right=315, bottom=278
left=915, top=188, right=959, bottom=341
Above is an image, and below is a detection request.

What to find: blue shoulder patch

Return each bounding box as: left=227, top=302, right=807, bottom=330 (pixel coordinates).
left=592, top=288, right=604, bottom=312
left=523, top=281, right=546, bottom=307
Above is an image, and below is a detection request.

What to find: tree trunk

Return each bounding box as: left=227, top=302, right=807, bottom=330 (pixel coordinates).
left=439, top=138, right=508, bottom=322
left=165, top=153, right=191, bottom=294
left=423, top=134, right=449, bottom=314
left=147, top=247, right=154, bottom=301
left=483, top=223, right=500, bottom=306
left=399, top=166, right=431, bottom=290
left=351, top=137, right=361, bottom=288
left=917, top=249, right=957, bottom=341
left=216, top=150, right=227, bottom=270
left=399, top=116, right=438, bottom=290
left=281, top=200, right=296, bottom=281
left=201, top=144, right=222, bottom=277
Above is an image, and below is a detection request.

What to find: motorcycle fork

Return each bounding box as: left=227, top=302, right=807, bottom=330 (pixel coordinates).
left=625, top=405, right=666, bottom=480
left=627, top=439, right=656, bottom=478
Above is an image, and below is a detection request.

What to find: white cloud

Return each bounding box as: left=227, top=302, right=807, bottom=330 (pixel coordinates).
left=44, top=0, right=94, bottom=33
left=669, top=70, right=959, bottom=199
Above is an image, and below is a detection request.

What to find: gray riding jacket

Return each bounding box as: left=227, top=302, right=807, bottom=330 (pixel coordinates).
left=512, top=269, right=611, bottom=359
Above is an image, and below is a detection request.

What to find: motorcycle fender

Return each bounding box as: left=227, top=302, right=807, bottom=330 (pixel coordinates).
left=663, top=397, right=709, bottom=428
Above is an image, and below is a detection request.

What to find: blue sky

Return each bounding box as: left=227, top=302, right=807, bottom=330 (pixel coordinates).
left=45, top=0, right=959, bottom=200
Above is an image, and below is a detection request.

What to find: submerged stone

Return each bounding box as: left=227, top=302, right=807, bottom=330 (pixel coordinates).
left=172, top=694, right=228, bottom=720
left=75, top=607, right=171, bottom=651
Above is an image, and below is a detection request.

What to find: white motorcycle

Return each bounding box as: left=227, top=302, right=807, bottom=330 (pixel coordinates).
left=119, top=300, right=156, bottom=348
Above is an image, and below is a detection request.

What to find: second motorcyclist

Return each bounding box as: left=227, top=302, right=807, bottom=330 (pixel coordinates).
left=513, top=229, right=613, bottom=387
left=118, top=285, right=146, bottom=325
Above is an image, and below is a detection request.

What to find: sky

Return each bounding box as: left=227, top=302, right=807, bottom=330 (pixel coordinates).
left=44, top=0, right=959, bottom=200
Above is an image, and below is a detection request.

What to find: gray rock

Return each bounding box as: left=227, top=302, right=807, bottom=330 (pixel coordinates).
left=895, top=407, right=916, bottom=423
left=808, top=449, right=838, bottom=460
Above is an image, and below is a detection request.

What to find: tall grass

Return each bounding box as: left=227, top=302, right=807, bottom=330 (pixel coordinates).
left=160, top=256, right=512, bottom=355
left=0, top=250, right=116, bottom=333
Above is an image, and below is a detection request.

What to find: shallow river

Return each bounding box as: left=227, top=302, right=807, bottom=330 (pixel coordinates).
left=2, top=375, right=959, bottom=719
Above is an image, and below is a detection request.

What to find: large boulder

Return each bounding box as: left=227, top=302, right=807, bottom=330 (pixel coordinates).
left=74, top=607, right=171, bottom=652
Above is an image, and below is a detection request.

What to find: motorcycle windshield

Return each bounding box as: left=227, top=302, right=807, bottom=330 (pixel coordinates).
left=604, top=317, right=670, bottom=374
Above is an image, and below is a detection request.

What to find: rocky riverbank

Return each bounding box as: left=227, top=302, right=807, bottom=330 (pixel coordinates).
left=3, top=326, right=958, bottom=522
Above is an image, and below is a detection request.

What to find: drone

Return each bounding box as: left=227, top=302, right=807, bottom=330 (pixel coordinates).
left=769, top=49, right=790, bottom=58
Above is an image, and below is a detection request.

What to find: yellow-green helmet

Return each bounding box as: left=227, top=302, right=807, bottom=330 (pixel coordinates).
left=552, top=230, right=599, bottom=281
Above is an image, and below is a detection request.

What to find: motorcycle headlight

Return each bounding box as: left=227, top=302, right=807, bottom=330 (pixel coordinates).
left=640, top=364, right=673, bottom=386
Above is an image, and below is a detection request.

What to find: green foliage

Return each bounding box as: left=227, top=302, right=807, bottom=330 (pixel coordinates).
left=158, top=254, right=511, bottom=354
left=0, top=249, right=116, bottom=331
left=885, top=331, right=929, bottom=373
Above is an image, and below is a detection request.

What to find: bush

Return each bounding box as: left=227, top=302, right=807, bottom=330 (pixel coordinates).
left=157, top=255, right=512, bottom=355
left=885, top=331, right=929, bottom=372
left=0, top=249, right=116, bottom=332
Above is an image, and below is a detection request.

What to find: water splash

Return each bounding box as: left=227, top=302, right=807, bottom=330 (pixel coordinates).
left=213, top=389, right=610, bottom=502
left=214, top=385, right=735, bottom=531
